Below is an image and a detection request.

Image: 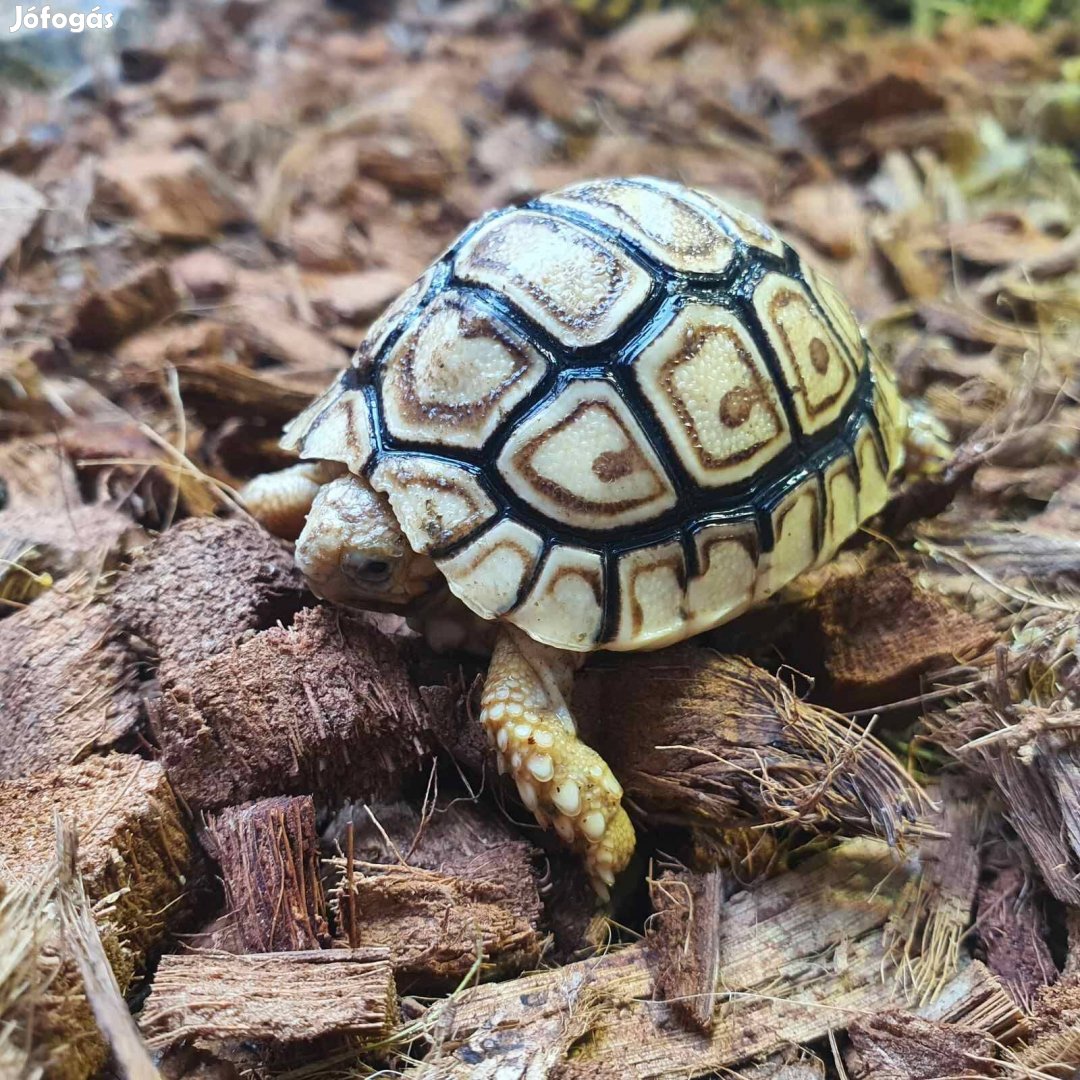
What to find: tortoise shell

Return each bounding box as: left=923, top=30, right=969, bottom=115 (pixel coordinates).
left=283, top=177, right=907, bottom=652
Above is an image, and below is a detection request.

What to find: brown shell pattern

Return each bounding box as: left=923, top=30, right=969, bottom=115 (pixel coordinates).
left=283, top=176, right=907, bottom=653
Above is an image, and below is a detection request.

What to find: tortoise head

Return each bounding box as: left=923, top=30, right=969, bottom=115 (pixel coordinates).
left=295, top=474, right=440, bottom=608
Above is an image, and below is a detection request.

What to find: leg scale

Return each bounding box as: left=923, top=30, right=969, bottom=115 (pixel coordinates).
left=481, top=626, right=635, bottom=898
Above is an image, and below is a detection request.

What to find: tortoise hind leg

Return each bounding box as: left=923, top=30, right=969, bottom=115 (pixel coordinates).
left=239, top=461, right=338, bottom=540
left=481, top=625, right=635, bottom=898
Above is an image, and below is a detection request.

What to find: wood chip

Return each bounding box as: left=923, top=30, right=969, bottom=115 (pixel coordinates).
left=150, top=605, right=429, bottom=811
left=809, top=562, right=998, bottom=710
left=338, top=843, right=544, bottom=987
left=0, top=584, right=141, bottom=782
left=171, top=249, right=237, bottom=301
left=597, top=8, right=696, bottom=67
left=419, top=839, right=1012, bottom=1077
left=574, top=648, right=924, bottom=844
left=646, top=867, right=723, bottom=1032
left=844, top=1012, right=997, bottom=1079
left=974, top=840, right=1056, bottom=1008
left=95, top=149, right=248, bottom=241
left=110, top=517, right=308, bottom=678
left=305, top=270, right=410, bottom=327
left=139, top=949, right=398, bottom=1050
left=802, top=73, right=946, bottom=149
left=68, top=262, right=179, bottom=350
left=0, top=755, right=197, bottom=961
left=775, top=181, right=865, bottom=259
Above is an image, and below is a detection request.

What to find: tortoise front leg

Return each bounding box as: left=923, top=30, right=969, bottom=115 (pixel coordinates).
left=239, top=461, right=338, bottom=540
left=481, top=625, right=635, bottom=898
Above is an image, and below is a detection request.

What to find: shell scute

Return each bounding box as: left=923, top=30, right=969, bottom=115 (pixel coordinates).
left=281, top=381, right=374, bottom=476
left=454, top=209, right=651, bottom=348
left=438, top=519, right=544, bottom=619
left=541, top=177, right=736, bottom=275
left=634, top=302, right=793, bottom=487
left=496, top=380, right=678, bottom=531
left=755, top=480, right=821, bottom=602
left=511, top=545, right=605, bottom=650
left=382, top=289, right=548, bottom=449
left=369, top=456, right=495, bottom=555
left=754, top=273, right=858, bottom=435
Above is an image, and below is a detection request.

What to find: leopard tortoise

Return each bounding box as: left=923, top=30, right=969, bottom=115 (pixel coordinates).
left=242, top=176, right=909, bottom=895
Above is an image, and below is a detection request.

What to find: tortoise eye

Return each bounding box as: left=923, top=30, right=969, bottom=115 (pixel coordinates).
left=342, top=554, right=393, bottom=585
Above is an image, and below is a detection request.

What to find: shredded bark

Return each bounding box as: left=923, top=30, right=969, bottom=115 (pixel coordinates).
left=646, top=867, right=723, bottom=1032
left=576, top=648, right=925, bottom=844
left=929, top=703, right=1080, bottom=905
left=54, top=818, right=160, bottom=1080
left=420, top=839, right=1015, bottom=1078
left=0, top=871, right=132, bottom=1080
left=844, top=1012, right=997, bottom=1079
left=68, top=261, right=180, bottom=351
left=333, top=842, right=544, bottom=987
left=886, top=778, right=984, bottom=1004
left=2, top=0, right=1079, bottom=1074
left=807, top=562, right=997, bottom=709
left=203, top=796, right=329, bottom=953
left=1016, top=975, right=1080, bottom=1077
left=0, top=502, right=145, bottom=593
left=974, top=840, right=1056, bottom=1009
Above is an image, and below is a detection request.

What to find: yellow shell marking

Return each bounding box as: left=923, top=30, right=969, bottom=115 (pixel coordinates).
left=853, top=420, right=891, bottom=522
left=805, top=265, right=866, bottom=372
left=511, top=545, right=604, bottom=650
left=369, top=456, right=495, bottom=555
left=756, top=480, right=821, bottom=602
left=614, top=540, right=686, bottom=647
left=438, top=519, right=544, bottom=619
left=819, top=454, right=860, bottom=566
left=693, top=187, right=787, bottom=258
left=282, top=384, right=373, bottom=476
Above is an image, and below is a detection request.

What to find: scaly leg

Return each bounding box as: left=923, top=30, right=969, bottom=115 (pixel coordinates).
left=239, top=461, right=338, bottom=540
left=481, top=625, right=635, bottom=898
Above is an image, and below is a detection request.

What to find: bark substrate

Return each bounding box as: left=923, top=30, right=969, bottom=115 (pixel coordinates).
left=2, top=0, right=1080, bottom=1075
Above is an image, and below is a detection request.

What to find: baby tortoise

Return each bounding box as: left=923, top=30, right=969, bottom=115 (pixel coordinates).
left=243, top=177, right=908, bottom=896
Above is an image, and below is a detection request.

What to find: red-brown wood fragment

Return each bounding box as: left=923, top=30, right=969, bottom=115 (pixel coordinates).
left=110, top=516, right=308, bottom=678
left=646, top=867, right=723, bottom=1032
left=974, top=841, right=1056, bottom=1008
left=844, top=1012, right=997, bottom=1079
left=68, top=262, right=179, bottom=350
left=574, top=647, right=924, bottom=845
left=203, top=796, right=329, bottom=953
left=0, top=585, right=141, bottom=781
